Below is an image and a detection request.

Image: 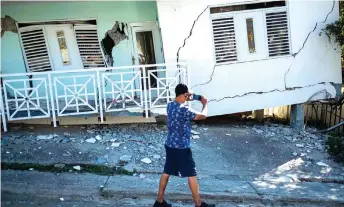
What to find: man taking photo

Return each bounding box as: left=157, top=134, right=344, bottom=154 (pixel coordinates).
left=153, top=84, right=215, bottom=207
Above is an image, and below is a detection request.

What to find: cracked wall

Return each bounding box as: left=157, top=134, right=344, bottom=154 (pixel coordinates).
left=157, top=0, right=342, bottom=116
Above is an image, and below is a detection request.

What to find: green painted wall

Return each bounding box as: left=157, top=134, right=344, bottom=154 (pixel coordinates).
left=1, top=1, right=158, bottom=74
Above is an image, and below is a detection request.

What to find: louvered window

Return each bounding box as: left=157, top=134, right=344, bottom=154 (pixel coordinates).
left=266, top=11, right=290, bottom=57
left=20, top=28, right=52, bottom=72
left=212, top=17, right=237, bottom=64
left=74, top=26, right=106, bottom=68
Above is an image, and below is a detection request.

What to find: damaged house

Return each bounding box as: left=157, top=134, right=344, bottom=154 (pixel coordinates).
left=0, top=0, right=342, bottom=131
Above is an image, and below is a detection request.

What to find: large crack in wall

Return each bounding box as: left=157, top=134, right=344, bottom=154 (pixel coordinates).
left=176, top=1, right=338, bottom=104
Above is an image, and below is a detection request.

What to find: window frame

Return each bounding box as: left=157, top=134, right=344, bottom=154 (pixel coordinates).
left=17, top=18, right=107, bottom=72
left=209, top=2, right=292, bottom=66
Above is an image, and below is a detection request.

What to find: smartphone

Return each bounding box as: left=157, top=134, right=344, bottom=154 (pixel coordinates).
left=193, top=94, right=202, bottom=101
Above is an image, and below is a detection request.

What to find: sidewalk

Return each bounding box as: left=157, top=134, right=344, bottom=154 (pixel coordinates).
left=2, top=170, right=344, bottom=206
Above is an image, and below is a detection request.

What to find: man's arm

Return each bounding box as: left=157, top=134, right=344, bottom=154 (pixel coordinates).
left=194, top=96, right=208, bottom=120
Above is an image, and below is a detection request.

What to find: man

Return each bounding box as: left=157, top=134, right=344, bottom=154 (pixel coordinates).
left=153, top=84, right=215, bottom=207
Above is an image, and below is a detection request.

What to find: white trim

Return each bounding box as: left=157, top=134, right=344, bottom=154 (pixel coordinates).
left=17, top=18, right=97, bottom=25
left=0, top=63, right=188, bottom=78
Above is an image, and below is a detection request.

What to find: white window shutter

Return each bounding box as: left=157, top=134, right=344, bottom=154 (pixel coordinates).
left=20, top=28, right=52, bottom=72
left=266, top=11, right=290, bottom=57
left=212, top=17, right=237, bottom=64
left=74, top=25, right=106, bottom=68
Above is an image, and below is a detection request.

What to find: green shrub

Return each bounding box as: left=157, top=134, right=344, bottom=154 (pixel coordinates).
left=326, top=135, right=344, bottom=163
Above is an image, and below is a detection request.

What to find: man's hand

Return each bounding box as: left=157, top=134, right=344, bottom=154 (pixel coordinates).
left=200, top=96, right=208, bottom=105
left=194, top=96, right=208, bottom=121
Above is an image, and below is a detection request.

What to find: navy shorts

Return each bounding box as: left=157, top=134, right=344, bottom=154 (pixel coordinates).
left=163, top=145, right=197, bottom=177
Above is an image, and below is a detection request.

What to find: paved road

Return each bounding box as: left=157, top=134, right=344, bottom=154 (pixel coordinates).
left=1, top=191, right=328, bottom=207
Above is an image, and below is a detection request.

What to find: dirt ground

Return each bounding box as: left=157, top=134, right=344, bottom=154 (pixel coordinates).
left=2, top=122, right=343, bottom=182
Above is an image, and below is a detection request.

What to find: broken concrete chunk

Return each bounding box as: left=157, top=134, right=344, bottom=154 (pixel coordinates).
left=139, top=174, right=146, bottom=179
left=226, top=134, right=231, bottom=136
left=95, top=135, right=102, bottom=141
left=153, top=154, right=161, bottom=159
left=123, top=163, right=135, bottom=173
left=120, top=155, right=132, bottom=162
left=192, top=135, right=200, bottom=139
left=111, top=142, right=124, bottom=147
left=110, top=138, right=117, bottom=142
left=141, top=158, right=152, bottom=164
left=60, top=198, right=64, bottom=201
left=73, top=165, right=81, bottom=171
left=29, top=168, right=34, bottom=171
left=54, top=163, right=66, bottom=169
left=96, top=157, right=107, bottom=164
left=85, top=138, right=97, bottom=144
left=191, top=130, right=200, bottom=135
left=203, top=128, right=208, bottom=131
left=316, top=162, right=329, bottom=167
left=37, top=134, right=54, bottom=140
left=63, top=132, right=71, bottom=137
left=296, top=144, right=304, bottom=148
left=87, top=130, right=95, bottom=134
left=292, top=152, right=298, bottom=156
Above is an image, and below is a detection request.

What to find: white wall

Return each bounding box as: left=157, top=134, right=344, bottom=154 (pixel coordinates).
left=157, top=0, right=341, bottom=116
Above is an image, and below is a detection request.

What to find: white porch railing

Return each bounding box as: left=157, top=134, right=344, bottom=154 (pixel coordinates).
left=0, top=63, right=189, bottom=132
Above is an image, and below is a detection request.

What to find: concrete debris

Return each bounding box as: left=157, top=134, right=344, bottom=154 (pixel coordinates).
left=153, top=154, right=161, bottom=159
left=28, top=126, right=35, bottom=130
left=296, top=144, right=304, bottom=148
left=120, top=155, right=132, bottom=162
left=123, top=163, right=135, bottom=173
left=73, top=165, right=81, bottom=171
left=85, top=138, right=97, bottom=144
left=29, top=168, right=34, bottom=171
left=37, top=134, right=54, bottom=140
left=123, top=146, right=127, bottom=150
left=60, top=198, right=64, bottom=201
left=293, top=152, right=298, bottom=156
left=96, top=157, right=107, bottom=164
left=60, top=138, right=70, bottom=144
left=191, top=130, right=200, bottom=135
left=95, top=135, right=102, bottom=141
left=87, top=130, right=95, bottom=134
left=316, top=162, right=329, bottom=167
left=252, top=128, right=264, bottom=134
left=54, top=163, right=66, bottom=169
left=192, top=135, right=200, bottom=139
left=64, top=132, right=71, bottom=137
left=6, top=151, right=10, bottom=154
left=192, top=125, right=198, bottom=129
left=226, top=134, right=231, bottom=136
left=141, top=158, right=152, bottom=164
left=110, top=138, right=117, bottom=142
left=139, top=174, right=145, bottom=179
left=62, top=152, right=72, bottom=157
left=203, top=128, right=208, bottom=131
left=111, top=142, right=124, bottom=148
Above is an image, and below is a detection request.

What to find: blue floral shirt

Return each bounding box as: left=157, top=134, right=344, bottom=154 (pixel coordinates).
left=165, top=101, right=196, bottom=149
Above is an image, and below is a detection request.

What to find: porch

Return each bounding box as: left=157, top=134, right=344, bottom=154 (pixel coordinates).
left=0, top=63, right=189, bottom=132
